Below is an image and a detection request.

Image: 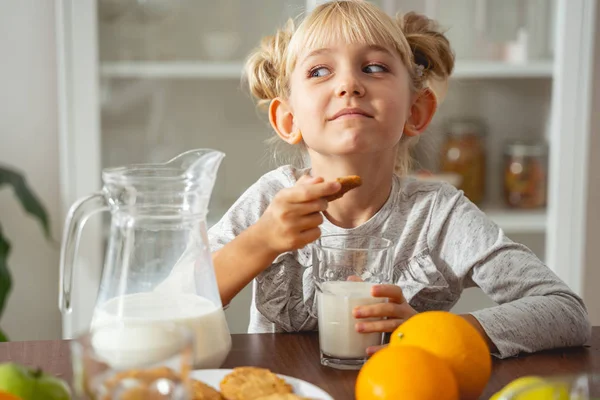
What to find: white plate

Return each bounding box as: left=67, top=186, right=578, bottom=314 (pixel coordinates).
left=190, top=369, right=334, bottom=400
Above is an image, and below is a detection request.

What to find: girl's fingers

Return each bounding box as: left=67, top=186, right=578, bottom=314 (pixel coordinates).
left=347, top=275, right=363, bottom=282
left=296, top=212, right=324, bottom=231
left=356, top=319, right=404, bottom=333
left=296, top=227, right=322, bottom=244
left=285, top=181, right=341, bottom=203
left=371, top=284, right=407, bottom=303
left=353, top=302, right=401, bottom=319
left=292, top=198, right=328, bottom=214
left=297, top=174, right=323, bottom=185
left=366, top=344, right=387, bottom=356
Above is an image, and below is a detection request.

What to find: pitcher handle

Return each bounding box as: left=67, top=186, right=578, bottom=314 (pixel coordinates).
left=59, top=192, right=108, bottom=313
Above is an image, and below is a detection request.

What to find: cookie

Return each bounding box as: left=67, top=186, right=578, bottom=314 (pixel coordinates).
left=115, top=386, right=153, bottom=400
left=100, top=367, right=182, bottom=400
left=220, top=367, right=293, bottom=400
left=190, top=379, right=225, bottom=400
left=106, top=366, right=180, bottom=386
left=324, top=175, right=362, bottom=202
left=255, top=395, right=312, bottom=400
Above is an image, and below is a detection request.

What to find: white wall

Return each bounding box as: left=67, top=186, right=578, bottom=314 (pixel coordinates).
left=0, top=1, right=62, bottom=340
left=582, top=0, right=600, bottom=325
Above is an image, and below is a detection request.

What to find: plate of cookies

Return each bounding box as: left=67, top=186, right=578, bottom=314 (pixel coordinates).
left=190, top=367, right=334, bottom=400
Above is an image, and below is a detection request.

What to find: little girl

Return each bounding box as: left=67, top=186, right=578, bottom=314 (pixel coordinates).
left=208, top=0, right=590, bottom=358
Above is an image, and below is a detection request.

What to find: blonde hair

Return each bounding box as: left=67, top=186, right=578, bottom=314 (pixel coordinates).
left=244, top=0, right=455, bottom=175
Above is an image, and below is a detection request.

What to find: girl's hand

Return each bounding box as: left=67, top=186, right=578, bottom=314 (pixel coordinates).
left=352, top=284, right=418, bottom=356
left=255, top=175, right=341, bottom=256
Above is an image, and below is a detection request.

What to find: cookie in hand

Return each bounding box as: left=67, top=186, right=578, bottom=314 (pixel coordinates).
left=324, top=175, right=362, bottom=202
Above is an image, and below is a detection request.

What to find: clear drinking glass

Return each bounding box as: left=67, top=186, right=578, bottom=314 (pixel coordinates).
left=501, top=373, right=600, bottom=399
left=70, top=321, right=194, bottom=400
left=312, top=234, right=394, bottom=370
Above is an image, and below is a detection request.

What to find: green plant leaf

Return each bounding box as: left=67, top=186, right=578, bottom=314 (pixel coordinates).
left=0, top=165, right=51, bottom=239
left=0, top=328, right=9, bottom=342
left=0, top=224, right=13, bottom=322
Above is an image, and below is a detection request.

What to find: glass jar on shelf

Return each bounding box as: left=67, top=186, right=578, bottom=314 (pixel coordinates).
left=439, top=118, right=487, bottom=204
left=503, top=140, right=548, bottom=209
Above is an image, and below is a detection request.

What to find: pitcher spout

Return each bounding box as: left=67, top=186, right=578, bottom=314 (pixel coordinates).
left=100, top=148, right=225, bottom=217
left=168, top=148, right=225, bottom=195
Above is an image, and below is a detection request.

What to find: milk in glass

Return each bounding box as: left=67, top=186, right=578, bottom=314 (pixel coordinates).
left=317, top=281, right=385, bottom=359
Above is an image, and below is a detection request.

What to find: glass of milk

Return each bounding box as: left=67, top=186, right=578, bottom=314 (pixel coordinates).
left=312, top=234, right=394, bottom=370
left=71, top=321, right=194, bottom=399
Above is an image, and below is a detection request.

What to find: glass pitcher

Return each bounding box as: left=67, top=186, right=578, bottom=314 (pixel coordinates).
left=59, top=149, right=231, bottom=369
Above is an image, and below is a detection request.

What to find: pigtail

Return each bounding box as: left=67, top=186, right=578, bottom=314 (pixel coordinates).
left=399, top=12, right=455, bottom=82
left=394, top=12, right=455, bottom=177
left=244, top=19, right=295, bottom=110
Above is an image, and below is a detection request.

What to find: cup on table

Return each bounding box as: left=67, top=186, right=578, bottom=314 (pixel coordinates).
left=312, top=234, right=394, bottom=370
left=70, top=321, right=194, bottom=399
left=502, top=373, right=600, bottom=399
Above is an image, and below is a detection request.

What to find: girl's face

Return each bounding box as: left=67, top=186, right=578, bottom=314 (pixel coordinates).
left=286, top=41, right=413, bottom=158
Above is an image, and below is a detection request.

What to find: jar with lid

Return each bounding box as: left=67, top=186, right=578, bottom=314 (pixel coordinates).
left=439, top=119, right=487, bottom=204
left=503, top=140, right=548, bottom=209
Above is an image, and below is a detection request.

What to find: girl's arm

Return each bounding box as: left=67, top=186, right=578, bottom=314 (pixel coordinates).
left=428, top=184, right=591, bottom=358
left=461, top=314, right=498, bottom=353
left=212, top=223, right=280, bottom=306
left=211, top=174, right=340, bottom=306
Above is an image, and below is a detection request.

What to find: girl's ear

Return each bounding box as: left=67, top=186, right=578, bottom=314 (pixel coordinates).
left=403, top=88, right=438, bottom=137
left=269, top=98, right=303, bottom=144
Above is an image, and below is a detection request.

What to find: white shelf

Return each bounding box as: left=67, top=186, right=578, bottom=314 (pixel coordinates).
left=453, top=60, right=554, bottom=79
left=99, top=60, right=554, bottom=80
left=483, top=208, right=547, bottom=234
left=100, top=61, right=243, bottom=79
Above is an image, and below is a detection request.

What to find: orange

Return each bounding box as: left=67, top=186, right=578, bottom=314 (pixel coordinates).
left=355, top=345, right=459, bottom=400
left=0, top=391, right=21, bottom=400
left=390, top=311, right=492, bottom=400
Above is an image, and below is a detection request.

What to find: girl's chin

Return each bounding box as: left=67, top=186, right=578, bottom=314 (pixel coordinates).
left=306, top=132, right=400, bottom=156
left=317, top=146, right=394, bottom=157
left=332, top=139, right=396, bottom=154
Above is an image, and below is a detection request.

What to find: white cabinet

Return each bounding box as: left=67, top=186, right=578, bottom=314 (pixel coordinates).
left=56, top=0, right=598, bottom=337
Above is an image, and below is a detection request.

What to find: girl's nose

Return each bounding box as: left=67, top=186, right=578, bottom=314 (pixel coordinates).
left=336, top=74, right=365, bottom=98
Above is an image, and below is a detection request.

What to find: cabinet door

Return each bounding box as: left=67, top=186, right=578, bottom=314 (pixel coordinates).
left=98, top=0, right=305, bottom=63
left=59, top=0, right=308, bottom=338
left=97, top=0, right=305, bottom=165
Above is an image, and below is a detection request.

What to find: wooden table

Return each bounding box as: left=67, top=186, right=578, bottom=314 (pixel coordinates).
left=0, top=328, right=598, bottom=399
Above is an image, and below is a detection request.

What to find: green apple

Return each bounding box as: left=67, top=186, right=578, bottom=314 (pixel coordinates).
left=0, top=363, right=70, bottom=400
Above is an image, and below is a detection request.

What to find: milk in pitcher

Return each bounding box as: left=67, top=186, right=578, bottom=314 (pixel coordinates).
left=91, top=292, right=231, bottom=369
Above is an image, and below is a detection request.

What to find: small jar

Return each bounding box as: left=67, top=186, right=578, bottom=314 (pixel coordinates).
left=439, top=119, right=487, bottom=204
left=503, top=140, right=548, bottom=209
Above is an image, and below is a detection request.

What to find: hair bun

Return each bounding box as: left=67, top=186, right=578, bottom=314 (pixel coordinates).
left=244, top=19, right=295, bottom=109
left=400, top=11, right=455, bottom=80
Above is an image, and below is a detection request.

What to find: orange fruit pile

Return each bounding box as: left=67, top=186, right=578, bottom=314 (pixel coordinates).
left=355, top=346, right=459, bottom=400
left=355, top=311, right=492, bottom=400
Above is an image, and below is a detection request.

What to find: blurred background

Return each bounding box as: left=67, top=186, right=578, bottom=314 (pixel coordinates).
left=0, top=0, right=598, bottom=341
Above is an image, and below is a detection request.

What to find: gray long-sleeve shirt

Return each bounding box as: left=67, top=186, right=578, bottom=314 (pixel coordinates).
left=208, top=165, right=591, bottom=358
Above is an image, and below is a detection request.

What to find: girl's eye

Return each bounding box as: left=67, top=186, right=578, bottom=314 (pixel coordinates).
left=364, top=64, right=388, bottom=73
left=309, top=66, right=331, bottom=78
